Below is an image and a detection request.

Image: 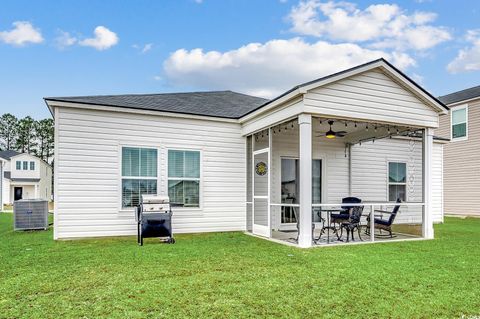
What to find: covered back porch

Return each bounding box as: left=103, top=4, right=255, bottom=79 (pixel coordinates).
left=241, top=59, right=447, bottom=248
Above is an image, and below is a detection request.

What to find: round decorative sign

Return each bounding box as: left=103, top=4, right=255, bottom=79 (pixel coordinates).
left=255, top=161, right=268, bottom=176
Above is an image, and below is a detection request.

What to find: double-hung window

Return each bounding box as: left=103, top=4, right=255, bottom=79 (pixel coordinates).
left=16, top=161, right=21, bottom=170
left=168, top=150, right=200, bottom=207
left=388, top=162, right=406, bottom=202
left=30, top=161, right=35, bottom=170
left=451, top=105, right=467, bottom=140
left=23, top=161, right=28, bottom=170
left=121, top=147, right=157, bottom=208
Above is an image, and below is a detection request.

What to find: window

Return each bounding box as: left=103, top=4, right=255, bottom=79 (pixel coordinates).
left=121, top=147, right=157, bottom=208
left=23, top=161, right=28, bottom=170
left=30, top=161, right=35, bottom=170
left=388, top=162, right=406, bottom=202
left=451, top=106, right=467, bottom=140
left=16, top=161, right=21, bottom=170
left=168, top=150, right=200, bottom=207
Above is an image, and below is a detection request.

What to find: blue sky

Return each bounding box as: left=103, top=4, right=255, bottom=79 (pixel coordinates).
left=0, top=0, right=479, bottom=119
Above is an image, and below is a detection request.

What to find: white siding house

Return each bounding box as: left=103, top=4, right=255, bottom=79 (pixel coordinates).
left=0, top=150, right=53, bottom=210
left=45, top=59, right=448, bottom=247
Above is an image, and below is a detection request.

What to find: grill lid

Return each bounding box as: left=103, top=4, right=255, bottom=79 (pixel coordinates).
left=141, top=195, right=170, bottom=204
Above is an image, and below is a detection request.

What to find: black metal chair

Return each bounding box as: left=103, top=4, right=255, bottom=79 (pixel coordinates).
left=331, top=197, right=362, bottom=224
left=330, top=197, right=362, bottom=236
left=340, top=205, right=364, bottom=242
left=366, top=198, right=401, bottom=238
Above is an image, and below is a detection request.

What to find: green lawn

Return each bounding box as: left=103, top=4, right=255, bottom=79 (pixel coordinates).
left=0, top=214, right=479, bottom=319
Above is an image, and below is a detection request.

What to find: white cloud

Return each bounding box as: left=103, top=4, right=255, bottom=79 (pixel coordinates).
left=288, top=1, right=451, bottom=51
left=79, top=26, right=118, bottom=50
left=0, top=21, right=43, bottom=46
left=164, top=38, right=414, bottom=98
left=447, top=30, right=480, bottom=73
left=54, top=30, right=77, bottom=49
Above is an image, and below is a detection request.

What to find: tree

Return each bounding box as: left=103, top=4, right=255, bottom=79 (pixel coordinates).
left=16, top=116, right=37, bottom=153
left=35, top=118, right=54, bottom=163
left=0, top=113, right=18, bottom=150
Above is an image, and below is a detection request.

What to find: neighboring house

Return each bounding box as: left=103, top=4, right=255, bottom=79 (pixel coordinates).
left=0, top=150, right=53, bottom=210
left=45, top=58, right=447, bottom=247
left=436, top=85, right=480, bottom=217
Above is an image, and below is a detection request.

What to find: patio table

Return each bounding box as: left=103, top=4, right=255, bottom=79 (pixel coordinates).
left=316, top=208, right=343, bottom=244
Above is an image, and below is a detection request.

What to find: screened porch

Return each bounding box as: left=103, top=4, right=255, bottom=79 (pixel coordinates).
left=245, top=115, right=433, bottom=248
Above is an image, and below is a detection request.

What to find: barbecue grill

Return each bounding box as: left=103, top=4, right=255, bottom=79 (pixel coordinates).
left=136, top=195, right=175, bottom=245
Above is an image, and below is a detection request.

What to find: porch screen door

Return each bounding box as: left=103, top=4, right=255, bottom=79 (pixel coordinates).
left=252, top=148, right=270, bottom=237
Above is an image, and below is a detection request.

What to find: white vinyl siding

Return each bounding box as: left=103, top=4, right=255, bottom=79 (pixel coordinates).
left=304, top=70, right=439, bottom=128
left=54, top=107, right=246, bottom=239
left=351, top=138, right=444, bottom=223
left=436, top=98, right=480, bottom=217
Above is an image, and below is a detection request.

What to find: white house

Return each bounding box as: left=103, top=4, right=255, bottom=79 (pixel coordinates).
left=45, top=59, right=448, bottom=247
left=0, top=150, right=53, bottom=210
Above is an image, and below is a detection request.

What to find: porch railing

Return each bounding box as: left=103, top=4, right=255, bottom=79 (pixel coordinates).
left=269, top=202, right=425, bottom=243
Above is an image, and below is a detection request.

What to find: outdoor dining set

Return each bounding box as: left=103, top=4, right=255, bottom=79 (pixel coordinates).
left=309, top=197, right=402, bottom=244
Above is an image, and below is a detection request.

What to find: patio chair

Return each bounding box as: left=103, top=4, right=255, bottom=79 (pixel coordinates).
left=330, top=197, right=362, bottom=235
left=340, top=205, right=364, bottom=242
left=366, top=198, right=401, bottom=238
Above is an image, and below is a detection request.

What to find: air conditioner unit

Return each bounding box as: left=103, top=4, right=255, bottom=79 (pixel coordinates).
left=13, top=199, right=48, bottom=231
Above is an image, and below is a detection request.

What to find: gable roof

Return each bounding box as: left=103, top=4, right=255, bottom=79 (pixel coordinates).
left=45, top=90, right=268, bottom=119
left=241, top=58, right=449, bottom=120
left=44, top=58, right=447, bottom=120
left=438, top=85, right=480, bottom=105
left=0, top=150, right=20, bottom=160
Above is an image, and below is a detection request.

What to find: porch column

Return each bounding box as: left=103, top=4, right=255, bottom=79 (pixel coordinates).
left=298, top=114, right=313, bottom=248
left=422, top=128, right=434, bottom=239
left=34, top=185, right=39, bottom=199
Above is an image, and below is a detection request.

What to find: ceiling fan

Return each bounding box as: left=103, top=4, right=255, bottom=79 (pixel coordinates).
left=316, top=120, right=347, bottom=139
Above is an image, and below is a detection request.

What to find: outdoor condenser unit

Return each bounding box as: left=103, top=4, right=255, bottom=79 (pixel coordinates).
left=13, top=199, right=49, bottom=231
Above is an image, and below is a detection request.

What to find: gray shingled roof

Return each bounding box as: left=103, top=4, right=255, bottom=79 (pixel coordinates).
left=438, top=85, right=480, bottom=105
left=45, top=91, right=269, bottom=119
left=0, top=150, right=20, bottom=160
left=11, top=178, right=41, bottom=183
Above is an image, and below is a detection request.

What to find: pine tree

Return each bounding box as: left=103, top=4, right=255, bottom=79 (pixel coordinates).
left=35, top=118, right=54, bottom=163
left=16, top=116, right=37, bottom=153
left=0, top=113, right=18, bottom=150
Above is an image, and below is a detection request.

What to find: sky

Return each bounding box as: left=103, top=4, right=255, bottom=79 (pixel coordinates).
left=0, top=0, right=479, bottom=119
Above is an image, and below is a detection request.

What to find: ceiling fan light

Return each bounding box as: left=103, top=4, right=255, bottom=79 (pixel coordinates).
left=326, top=130, right=336, bottom=139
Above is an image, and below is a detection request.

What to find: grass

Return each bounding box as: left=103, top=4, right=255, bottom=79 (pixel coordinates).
left=0, top=214, right=479, bottom=319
